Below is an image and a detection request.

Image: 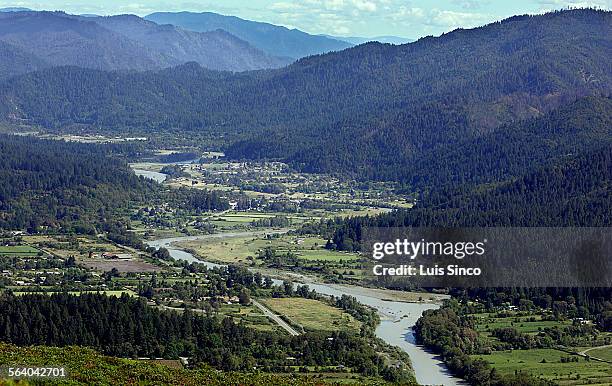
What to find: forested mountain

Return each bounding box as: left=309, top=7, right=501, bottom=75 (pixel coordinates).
left=406, top=97, right=612, bottom=190
left=0, top=40, right=48, bottom=80
left=0, top=11, right=291, bottom=76
left=0, top=11, right=164, bottom=71
left=91, top=15, right=292, bottom=71
left=328, top=143, right=612, bottom=252
left=320, top=97, right=612, bottom=251
left=2, top=9, right=610, bottom=181
left=145, top=11, right=352, bottom=59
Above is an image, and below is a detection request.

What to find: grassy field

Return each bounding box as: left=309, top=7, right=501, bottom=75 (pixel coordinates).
left=176, top=235, right=359, bottom=265
left=473, top=313, right=573, bottom=335
left=19, top=235, right=126, bottom=259
left=260, top=298, right=361, bottom=332
left=216, top=303, right=280, bottom=332
left=585, top=346, right=612, bottom=362
left=472, top=349, right=612, bottom=385
left=0, top=245, right=41, bottom=257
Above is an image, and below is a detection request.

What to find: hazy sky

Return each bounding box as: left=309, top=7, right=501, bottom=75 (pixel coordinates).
left=1, top=0, right=610, bottom=37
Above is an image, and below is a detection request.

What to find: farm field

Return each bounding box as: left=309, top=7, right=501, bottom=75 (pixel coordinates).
left=260, top=298, right=361, bottom=332
left=472, top=349, right=612, bottom=385
left=216, top=303, right=280, bottom=332
left=584, top=346, right=612, bottom=362
left=472, top=313, right=573, bottom=335
left=0, top=245, right=41, bottom=257
left=175, top=235, right=359, bottom=265
left=80, top=258, right=162, bottom=273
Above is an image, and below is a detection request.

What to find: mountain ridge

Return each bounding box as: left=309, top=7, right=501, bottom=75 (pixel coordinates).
left=0, top=11, right=292, bottom=75
left=90, top=14, right=292, bottom=71
left=145, top=11, right=353, bottom=59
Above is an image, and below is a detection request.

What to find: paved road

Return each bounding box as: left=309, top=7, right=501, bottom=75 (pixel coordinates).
left=252, top=299, right=300, bottom=336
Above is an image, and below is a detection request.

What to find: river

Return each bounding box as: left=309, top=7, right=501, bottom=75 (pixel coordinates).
left=146, top=234, right=463, bottom=385
left=133, top=169, right=167, bottom=183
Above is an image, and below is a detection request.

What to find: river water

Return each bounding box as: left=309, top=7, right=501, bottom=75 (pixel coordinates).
left=146, top=234, right=463, bottom=385
left=133, top=169, right=167, bottom=183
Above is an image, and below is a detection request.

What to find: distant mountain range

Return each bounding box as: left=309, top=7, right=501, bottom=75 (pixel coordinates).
left=0, top=8, right=411, bottom=77
left=89, top=14, right=291, bottom=71
left=0, top=11, right=163, bottom=72
left=2, top=9, right=609, bottom=182
left=145, top=11, right=353, bottom=59
left=325, top=35, right=414, bottom=45
left=0, top=11, right=291, bottom=76
left=0, top=7, right=32, bottom=12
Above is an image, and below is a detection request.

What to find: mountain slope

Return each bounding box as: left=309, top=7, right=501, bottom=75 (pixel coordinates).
left=145, top=11, right=352, bottom=59
left=92, top=14, right=291, bottom=71
left=406, top=96, right=612, bottom=190
left=330, top=143, right=612, bottom=254
left=0, top=11, right=165, bottom=71
left=1, top=9, right=610, bottom=180
left=326, top=97, right=612, bottom=251
left=0, top=40, right=49, bottom=80
left=0, top=11, right=291, bottom=74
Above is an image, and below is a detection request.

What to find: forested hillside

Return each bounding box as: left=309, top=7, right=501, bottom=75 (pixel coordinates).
left=0, top=40, right=48, bottom=80
left=0, top=293, right=402, bottom=380
left=324, top=98, right=612, bottom=252
left=330, top=143, right=611, bottom=253
left=0, top=342, right=321, bottom=385
left=0, top=135, right=155, bottom=234
left=406, top=96, right=612, bottom=190
left=1, top=9, right=610, bottom=180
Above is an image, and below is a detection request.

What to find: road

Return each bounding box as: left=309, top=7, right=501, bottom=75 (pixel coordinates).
left=577, top=344, right=612, bottom=363
left=252, top=299, right=300, bottom=336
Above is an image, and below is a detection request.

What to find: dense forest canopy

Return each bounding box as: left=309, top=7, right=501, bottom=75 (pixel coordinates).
left=0, top=135, right=229, bottom=238
left=0, top=9, right=610, bottom=181
left=0, top=293, right=398, bottom=379
left=0, top=134, right=155, bottom=233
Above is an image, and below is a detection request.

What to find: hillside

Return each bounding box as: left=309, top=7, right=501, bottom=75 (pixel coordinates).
left=330, top=144, right=612, bottom=251
left=0, top=11, right=165, bottom=71
left=406, top=96, right=612, bottom=190
left=0, top=134, right=155, bottom=234
left=0, top=342, right=320, bottom=386
left=0, top=40, right=48, bottom=80
left=145, top=11, right=352, bottom=59
left=325, top=96, right=612, bottom=252
left=92, top=15, right=291, bottom=71
left=0, top=11, right=291, bottom=76
left=0, top=9, right=610, bottom=180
